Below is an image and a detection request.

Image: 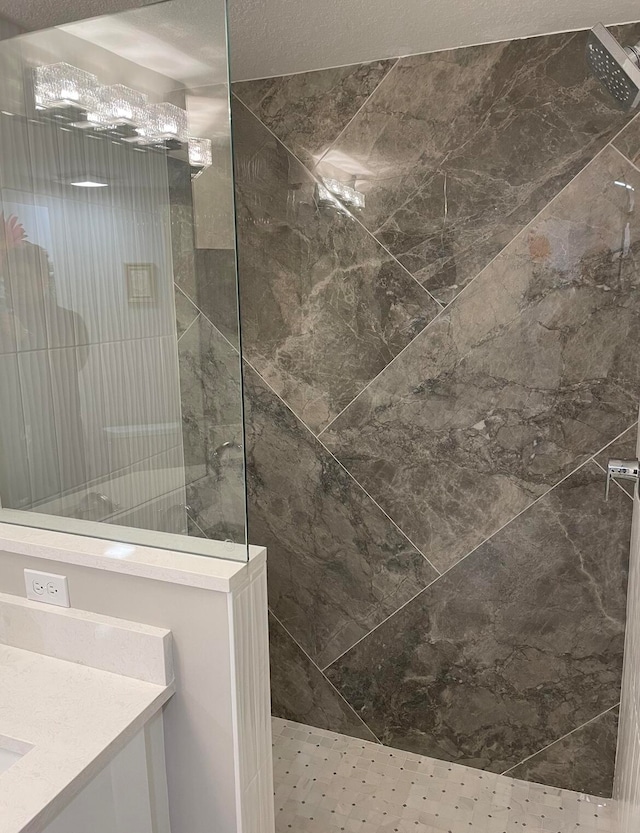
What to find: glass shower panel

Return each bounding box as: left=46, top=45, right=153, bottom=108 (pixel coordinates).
left=0, top=0, right=247, bottom=561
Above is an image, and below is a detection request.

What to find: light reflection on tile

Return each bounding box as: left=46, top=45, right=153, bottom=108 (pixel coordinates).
left=233, top=99, right=440, bottom=433
left=315, top=29, right=640, bottom=304
left=323, top=146, right=640, bottom=572
left=233, top=60, right=396, bottom=164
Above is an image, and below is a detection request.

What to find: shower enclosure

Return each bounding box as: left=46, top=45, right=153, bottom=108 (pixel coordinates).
left=0, top=0, right=248, bottom=561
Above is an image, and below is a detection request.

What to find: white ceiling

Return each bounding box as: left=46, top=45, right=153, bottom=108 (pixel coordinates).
left=227, top=0, right=640, bottom=80
left=3, top=0, right=640, bottom=81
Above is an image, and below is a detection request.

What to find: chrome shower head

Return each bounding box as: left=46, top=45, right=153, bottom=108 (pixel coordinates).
left=586, top=23, right=640, bottom=111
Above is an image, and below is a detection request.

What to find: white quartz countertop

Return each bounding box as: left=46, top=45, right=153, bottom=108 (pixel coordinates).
left=0, top=643, right=174, bottom=833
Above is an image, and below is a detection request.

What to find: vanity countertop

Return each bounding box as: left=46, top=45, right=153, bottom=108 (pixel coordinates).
left=0, top=595, right=174, bottom=833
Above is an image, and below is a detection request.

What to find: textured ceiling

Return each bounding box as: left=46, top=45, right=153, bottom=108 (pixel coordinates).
left=227, top=0, right=640, bottom=80
left=0, top=0, right=159, bottom=29
left=3, top=0, right=640, bottom=81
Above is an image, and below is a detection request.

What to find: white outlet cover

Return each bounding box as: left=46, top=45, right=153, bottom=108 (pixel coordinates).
left=24, top=569, right=70, bottom=608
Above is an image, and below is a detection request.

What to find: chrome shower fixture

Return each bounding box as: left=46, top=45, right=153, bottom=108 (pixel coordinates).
left=586, top=23, right=640, bottom=110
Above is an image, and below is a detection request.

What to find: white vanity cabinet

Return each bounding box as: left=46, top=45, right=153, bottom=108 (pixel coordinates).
left=43, top=716, right=170, bottom=833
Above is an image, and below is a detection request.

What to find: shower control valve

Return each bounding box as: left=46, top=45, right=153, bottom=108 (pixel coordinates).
left=605, top=458, right=639, bottom=500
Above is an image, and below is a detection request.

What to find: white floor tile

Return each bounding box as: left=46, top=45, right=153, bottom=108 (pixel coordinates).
left=272, top=718, right=619, bottom=833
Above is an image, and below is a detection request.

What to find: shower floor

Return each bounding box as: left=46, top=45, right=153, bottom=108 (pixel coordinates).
left=272, top=719, right=617, bottom=833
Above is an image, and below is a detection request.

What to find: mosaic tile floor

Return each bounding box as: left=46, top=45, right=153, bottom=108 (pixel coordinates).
left=272, top=719, right=618, bottom=833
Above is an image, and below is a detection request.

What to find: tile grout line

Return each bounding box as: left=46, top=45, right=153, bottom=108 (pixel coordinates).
left=501, top=702, right=621, bottom=776
left=177, top=309, right=200, bottom=343
left=232, top=56, right=401, bottom=93
left=177, top=268, right=445, bottom=610
left=243, top=355, right=441, bottom=576
left=319, top=571, right=444, bottom=671
left=186, top=510, right=209, bottom=538
left=610, top=141, right=640, bottom=175
left=177, top=279, right=241, bottom=357
left=231, top=92, right=444, bottom=313
left=313, top=58, right=401, bottom=169
left=233, top=75, right=640, bottom=451
left=233, top=88, right=640, bottom=670
left=269, top=608, right=384, bottom=745
left=318, top=122, right=640, bottom=438
left=323, top=421, right=639, bottom=671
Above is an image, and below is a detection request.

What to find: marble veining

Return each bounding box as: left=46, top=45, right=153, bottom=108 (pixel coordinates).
left=507, top=707, right=620, bottom=798
left=233, top=60, right=396, bottom=164
left=316, top=29, right=640, bottom=303
left=326, top=462, right=630, bottom=774
left=244, top=365, right=437, bottom=668
left=323, top=146, right=640, bottom=572
left=233, top=99, right=440, bottom=433
left=269, top=614, right=377, bottom=742
left=613, top=113, right=640, bottom=167
left=235, top=26, right=640, bottom=795
left=179, top=314, right=246, bottom=543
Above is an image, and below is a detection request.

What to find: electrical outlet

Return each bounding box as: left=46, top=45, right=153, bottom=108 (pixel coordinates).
left=24, top=570, right=70, bottom=607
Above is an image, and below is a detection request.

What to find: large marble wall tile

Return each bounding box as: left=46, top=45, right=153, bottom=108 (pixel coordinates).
left=316, top=31, right=636, bottom=304
left=233, top=99, right=440, bottom=433
left=326, top=463, right=630, bottom=772
left=507, top=707, right=619, bottom=798
left=179, top=314, right=246, bottom=543
left=613, top=115, right=640, bottom=167
left=269, top=614, right=378, bottom=742
left=244, top=365, right=438, bottom=668
left=233, top=60, right=396, bottom=164
left=323, top=146, right=640, bottom=572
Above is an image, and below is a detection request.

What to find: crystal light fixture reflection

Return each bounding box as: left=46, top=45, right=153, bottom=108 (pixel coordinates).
left=145, top=102, right=188, bottom=142
left=34, top=63, right=99, bottom=110
left=188, top=137, right=213, bottom=169
left=318, top=178, right=365, bottom=209
left=92, top=84, right=148, bottom=128
left=32, top=62, right=209, bottom=166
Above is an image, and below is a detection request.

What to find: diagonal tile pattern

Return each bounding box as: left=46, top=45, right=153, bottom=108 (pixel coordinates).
left=244, top=365, right=437, bottom=668
left=322, top=146, right=640, bottom=572
left=325, top=463, right=631, bottom=773
left=233, top=26, right=640, bottom=796
left=233, top=60, right=396, bottom=165
left=315, top=27, right=640, bottom=304
left=233, top=98, right=440, bottom=434
left=506, top=707, right=620, bottom=798
left=269, top=614, right=378, bottom=742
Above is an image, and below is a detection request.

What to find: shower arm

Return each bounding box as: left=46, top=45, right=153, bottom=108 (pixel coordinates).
left=626, top=42, right=640, bottom=65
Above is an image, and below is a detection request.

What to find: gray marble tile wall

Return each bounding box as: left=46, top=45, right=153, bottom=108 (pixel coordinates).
left=230, top=25, right=640, bottom=797
left=169, top=157, right=246, bottom=543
